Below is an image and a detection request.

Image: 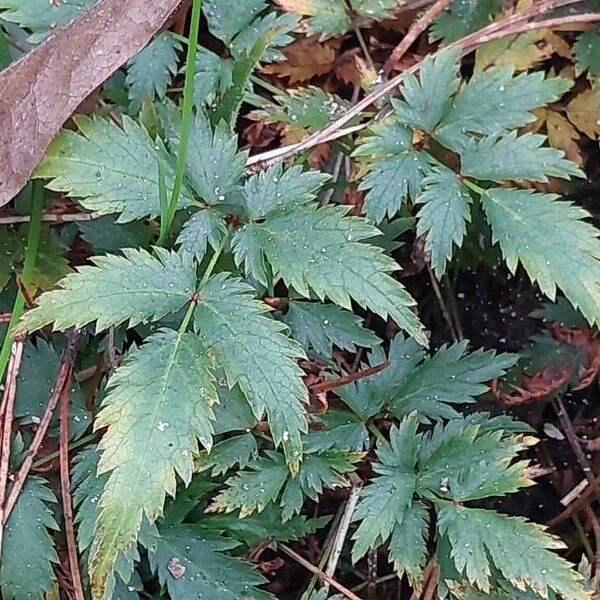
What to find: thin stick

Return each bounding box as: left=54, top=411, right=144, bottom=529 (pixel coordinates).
left=549, top=474, right=600, bottom=526
left=322, top=474, right=364, bottom=594
left=383, top=0, right=453, bottom=76
left=0, top=211, right=99, bottom=225
left=310, top=361, right=389, bottom=394
left=278, top=543, right=363, bottom=600
left=2, top=330, right=79, bottom=525
left=0, top=339, right=24, bottom=554
left=59, top=381, right=85, bottom=600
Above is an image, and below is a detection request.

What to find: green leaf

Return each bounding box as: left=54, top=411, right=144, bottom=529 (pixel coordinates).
left=208, top=451, right=289, bottom=517
left=193, top=49, right=233, bottom=107
left=304, top=409, right=369, bottom=452
left=284, top=300, right=380, bottom=356
left=16, top=247, right=196, bottom=334
left=574, top=27, right=600, bottom=79
left=177, top=209, right=227, bottom=260
left=200, top=505, right=330, bottom=546
left=126, top=33, right=181, bottom=107
left=162, top=111, right=246, bottom=205
left=417, top=419, right=531, bottom=501
left=354, top=118, right=430, bottom=223
left=203, top=0, right=267, bottom=44
left=481, top=187, right=600, bottom=327
left=194, top=274, right=308, bottom=470
left=350, top=0, right=403, bottom=19
left=77, top=215, right=152, bottom=254
left=435, top=71, right=571, bottom=151
left=0, top=0, right=94, bottom=42
left=437, top=505, right=588, bottom=600
left=233, top=203, right=427, bottom=345
left=430, top=0, right=502, bottom=44
left=393, top=47, right=461, bottom=131
left=0, top=478, right=59, bottom=600
left=195, top=433, right=259, bottom=476
left=33, top=115, right=195, bottom=222
left=281, top=450, right=361, bottom=519
left=275, top=0, right=350, bottom=38
left=262, top=88, right=349, bottom=131
left=416, top=166, right=472, bottom=277
left=230, top=11, right=298, bottom=62
left=89, top=329, right=218, bottom=596
left=460, top=132, right=583, bottom=182
left=149, top=524, right=270, bottom=599
left=352, top=414, right=420, bottom=560
left=388, top=501, right=429, bottom=584
left=15, top=340, right=89, bottom=439
left=243, top=164, right=330, bottom=220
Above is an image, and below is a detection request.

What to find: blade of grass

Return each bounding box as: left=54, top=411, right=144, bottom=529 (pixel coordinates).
left=157, top=0, right=202, bottom=246
left=157, top=157, right=170, bottom=243
left=0, top=182, right=44, bottom=383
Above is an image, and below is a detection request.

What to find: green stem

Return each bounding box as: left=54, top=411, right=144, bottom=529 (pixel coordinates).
left=157, top=0, right=203, bottom=245
left=353, top=24, right=375, bottom=71
left=462, top=177, right=485, bottom=195
left=198, top=231, right=229, bottom=288
left=178, top=298, right=198, bottom=335
left=0, top=182, right=44, bottom=383
left=367, top=421, right=387, bottom=445
left=250, top=75, right=282, bottom=97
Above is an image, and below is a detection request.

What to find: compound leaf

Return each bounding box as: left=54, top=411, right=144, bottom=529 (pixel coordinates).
left=194, top=274, right=308, bottom=471
left=195, top=433, right=259, bottom=476
left=393, top=47, right=461, bottom=132
left=177, top=209, right=227, bottom=260
left=89, top=329, right=218, bottom=596
left=16, top=248, right=196, bottom=334
left=481, top=188, right=600, bottom=327
left=33, top=115, right=195, bottom=222
left=203, top=0, right=266, bottom=44
left=430, top=0, right=502, bottom=44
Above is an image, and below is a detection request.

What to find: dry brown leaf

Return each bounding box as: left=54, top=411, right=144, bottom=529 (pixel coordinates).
left=0, top=0, right=184, bottom=207
left=545, top=109, right=583, bottom=165
left=567, top=88, right=600, bottom=139
left=491, top=365, right=571, bottom=406
left=262, top=37, right=338, bottom=83
left=549, top=324, right=600, bottom=390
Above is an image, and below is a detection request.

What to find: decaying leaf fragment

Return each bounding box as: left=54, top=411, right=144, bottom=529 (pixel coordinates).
left=0, top=0, right=184, bottom=206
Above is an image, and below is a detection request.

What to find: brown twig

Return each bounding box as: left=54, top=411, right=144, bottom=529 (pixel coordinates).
left=549, top=473, right=600, bottom=527
left=0, top=339, right=24, bottom=554
left=278, top=543, right=363, bottom=600
left=247, top=0, right=585, bottom=169
left=553, top=396, right=600, bottom=579
left=59, top=378, right=85, bottom=600
left=0, top=211, right=99, bottom=225
left=310, top=361, right=390, bottom=394
left=2, top=330, right=79, bottom=526
left=383, top=0, right=453, bottom=76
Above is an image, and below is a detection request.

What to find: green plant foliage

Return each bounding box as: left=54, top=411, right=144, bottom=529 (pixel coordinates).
left=33, top=115, right=195, bottom=221
left=0, top=0, right=94, bottom=42
left=149, top=525, right=270, bottom=599
left=0, top=478, right=59, bottom=599
left=430, top=0, right=502, bottom=43
left=89, top=328, right=218, bottom=593
left=284, top=300, right=380, bottom=356
left=176, top=208, right=227, bottom=259
left=126, top=32, right=181, bottom=107
left=574, top=27, right=600, bottom=78
left=194, top=274, right=308, bottom=469
left=481, top=188, right=600, bottom=326
left=15, top=247, right=196, bottom=333
left=203, top=0, right=266, bottom=44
